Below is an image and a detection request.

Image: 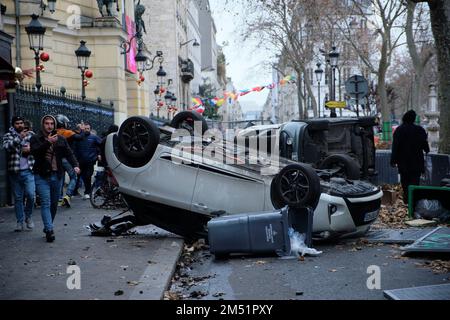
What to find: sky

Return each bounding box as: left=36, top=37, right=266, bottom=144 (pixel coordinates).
left=209, top=0, right=273, bottom=113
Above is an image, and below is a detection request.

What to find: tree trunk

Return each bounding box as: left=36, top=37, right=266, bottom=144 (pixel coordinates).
left=427, top=0, right=450, bottom=154
left=378, top=34, right=391, bottom=142
left=296, top=69, right=304, bottom=120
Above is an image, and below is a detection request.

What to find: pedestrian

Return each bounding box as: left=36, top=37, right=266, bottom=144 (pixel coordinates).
left=391, top=110, right=430, bottom=204
left=2, top=116, right=36, bottom=231
left=55, top=114, right=83, bottom=208
left=30, top=115, right=80, bottom=242
left=73, top=122, right=102, bottom=200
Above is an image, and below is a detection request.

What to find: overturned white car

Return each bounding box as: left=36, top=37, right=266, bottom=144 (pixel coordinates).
left=105, top=112, right=382, bottom=240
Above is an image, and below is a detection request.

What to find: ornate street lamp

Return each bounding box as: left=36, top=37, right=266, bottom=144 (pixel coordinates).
left=315, top=63, right=324, bottom=118
left=180, top=39, right=200, bottom=48
left=75, top=40, right=91, bottom=100
left=157, top=64, right=167, bottom=88
left=135, top=48, right=164, bottom=74
left=328, top=46, right=340, bottom=118
left=25, top=14, right=46, bottom=91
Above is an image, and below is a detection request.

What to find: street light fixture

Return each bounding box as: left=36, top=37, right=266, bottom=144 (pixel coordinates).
left=180, top=39, right=200, bottom=48
left=75, top=40, right=91, bottom=100
left=135, top=48, right=164, bottom=74
left=315, top=63, right=324, bottom=117
left=156, top=64, right=167, bottom=88
left=25, top=14, right=46, bottom=92
left=328, top=46, right=340, bottom=118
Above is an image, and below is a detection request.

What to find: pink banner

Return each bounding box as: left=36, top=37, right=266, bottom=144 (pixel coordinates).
left=126, top=15, right=137, bottom=74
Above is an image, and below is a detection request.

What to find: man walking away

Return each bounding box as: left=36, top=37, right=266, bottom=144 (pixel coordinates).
left=30, top=115, right=80, bottom=242
left=2, top=116, right=36, bottom=231
left=73, top=122, right=102, bottom=200
left=391, top=110, right=430, bottom=204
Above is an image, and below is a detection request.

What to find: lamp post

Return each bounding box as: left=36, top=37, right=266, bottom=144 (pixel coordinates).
left=315, top=63, right=324, bottom=118
left=75, top=40, right=91, bottom=100
left=179, top=39, right=200, bottom=48
left=25, top=14, right=46, bottom=92
left=328, top=46, right=339, bottom=118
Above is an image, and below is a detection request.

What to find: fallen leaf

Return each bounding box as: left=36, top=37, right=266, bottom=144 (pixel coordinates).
left=114, top=290, right=124, bottom=296
left=329, top=269, right=338, bottom=273
left=127, top=281, right=140, bottom=286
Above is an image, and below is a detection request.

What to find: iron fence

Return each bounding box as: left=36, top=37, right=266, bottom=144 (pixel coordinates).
left=14, top=84, right=115, bottom=135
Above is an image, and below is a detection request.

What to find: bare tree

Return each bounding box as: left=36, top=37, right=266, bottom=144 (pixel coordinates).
left=333, top=0, right=407, bottom=142
left=406, top=0, right=434, bottom=114
left=410, top=0, right=449, bottom=154
left=236, top=0, right=343, bottom=119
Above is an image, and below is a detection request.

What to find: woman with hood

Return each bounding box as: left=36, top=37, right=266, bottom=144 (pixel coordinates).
left=30, top=115, right=80, bottom=242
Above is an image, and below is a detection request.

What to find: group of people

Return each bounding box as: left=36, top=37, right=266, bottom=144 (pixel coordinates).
left=2, top=114, right=117, bottom=242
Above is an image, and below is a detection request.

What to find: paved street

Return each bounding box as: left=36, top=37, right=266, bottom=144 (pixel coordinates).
left=0, top=199, right=183, bottom=300
left=169, top=240, right=450, bottom=300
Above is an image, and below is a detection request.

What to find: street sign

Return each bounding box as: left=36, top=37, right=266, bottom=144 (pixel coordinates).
left=345, top=75, right=369, bottom=98
left=325, top=101, right=347, bottom=108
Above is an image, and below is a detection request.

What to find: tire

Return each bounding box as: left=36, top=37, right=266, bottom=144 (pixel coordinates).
left=271, top=163, right=321, bottom=209
left=170, top=111, right=208, bottom=135
left=319, top=154, right=361, bottom=180
left=118, top=116, right=160, bottom=168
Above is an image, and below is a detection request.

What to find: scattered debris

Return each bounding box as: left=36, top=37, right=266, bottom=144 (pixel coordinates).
left=373, top=192, right=409, bottom=229
left=114, top=290, right=124, bottom=296
left=329, top=269, right=338, bottom=273
left=190, top=290, right=208, bottom=299
left=255, top=260, right=267, bottom=265
left=296, top=291, right=304, bottom=296
left=67, top=259, right=77, bottom=266
left=106, top=239, right=114, bottom=243
left=405, top=219, right=438, bottom=228
left=415, top=260, right=450, bottom=274
left=127, top=281, right=140, bottom=286
left=164, top=291, right=183, bottom=300
left=212, top=292, right=225, bottom=298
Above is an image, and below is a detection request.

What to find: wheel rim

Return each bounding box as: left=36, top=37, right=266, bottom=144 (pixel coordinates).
left=279, top=168, right=310, bottom=204
left=121, top=120, right=151, bottom=153
left=91, top=187, right=106, bottom=207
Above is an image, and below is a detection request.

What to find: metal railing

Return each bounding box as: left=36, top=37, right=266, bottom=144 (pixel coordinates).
left=13, top=84, right=115, bottom=135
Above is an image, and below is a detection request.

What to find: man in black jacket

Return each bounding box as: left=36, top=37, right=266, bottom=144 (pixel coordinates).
left=30, top=115, right=80, bottom=242
left=391, top=110, right=430, bottom=204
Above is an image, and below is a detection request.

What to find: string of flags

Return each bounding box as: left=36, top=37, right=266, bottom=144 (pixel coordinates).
left=190, top=75, right=296, bottom=114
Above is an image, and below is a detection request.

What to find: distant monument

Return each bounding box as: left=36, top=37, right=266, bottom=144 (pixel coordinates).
left=425, top=84, right=440, bottom=152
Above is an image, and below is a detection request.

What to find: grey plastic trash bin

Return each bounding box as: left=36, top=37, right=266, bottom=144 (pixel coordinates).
left=207, top=207, right=291, bottom=257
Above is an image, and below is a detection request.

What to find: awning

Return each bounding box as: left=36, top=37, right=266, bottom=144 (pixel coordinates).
left=0, top=55, right=14, bottom=81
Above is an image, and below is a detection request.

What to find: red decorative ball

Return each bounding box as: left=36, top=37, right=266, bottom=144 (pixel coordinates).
left=83, top=80, right=89, bottom=87
left=159, top=87, right=166, bottom=94
left=140, top=75, right=145, bottom=82
left=85, top=70, right=93, bottom=78
left=40, top=52, right=50, bottom=62
left=158, top=101, right=164, bottom=107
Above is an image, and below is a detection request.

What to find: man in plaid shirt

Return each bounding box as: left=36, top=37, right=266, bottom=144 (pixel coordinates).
left=2, top=116, right=36, bottom=231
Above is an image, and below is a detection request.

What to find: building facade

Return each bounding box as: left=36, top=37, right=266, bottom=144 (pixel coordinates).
left=2, top=0, right=153, bottom=124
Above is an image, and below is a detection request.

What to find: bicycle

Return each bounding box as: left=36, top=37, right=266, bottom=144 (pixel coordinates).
left=90, top=166, right=126, bottom=209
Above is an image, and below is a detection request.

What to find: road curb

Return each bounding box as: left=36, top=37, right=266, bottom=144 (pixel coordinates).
left=129, top=238, right=184, bottom=300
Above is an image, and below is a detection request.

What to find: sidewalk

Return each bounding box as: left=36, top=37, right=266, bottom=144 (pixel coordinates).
left=0, top=198, right=184, bottom=300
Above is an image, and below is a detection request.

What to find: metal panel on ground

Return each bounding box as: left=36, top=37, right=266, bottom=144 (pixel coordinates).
left=375, top=150, right=399, bottom=185
left=401, top=227, right=450, bottom=253
left=366, top=228, right=436, bottom=244
left=384, top=284, right=450, bottom=300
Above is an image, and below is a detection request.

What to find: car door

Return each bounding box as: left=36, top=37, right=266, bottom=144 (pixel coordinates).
left=132, top=152, right=198, bottom=210
left=191, top=164, right=266, bottom=215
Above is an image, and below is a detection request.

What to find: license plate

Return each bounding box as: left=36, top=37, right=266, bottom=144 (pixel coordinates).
left=364, top=210, right=379, bottom=222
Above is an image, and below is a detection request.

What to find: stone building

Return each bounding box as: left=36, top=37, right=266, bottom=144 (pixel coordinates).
left=2, top=0, right=152, bottom=123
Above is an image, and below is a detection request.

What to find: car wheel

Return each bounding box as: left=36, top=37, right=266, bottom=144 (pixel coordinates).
left=319, top=154, right=361, bottom=180
left=271, top=163, right=321, bottom=209
left=170, top=111, right=208, bottom=135
left=118, top=116, right=160, bottom=168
